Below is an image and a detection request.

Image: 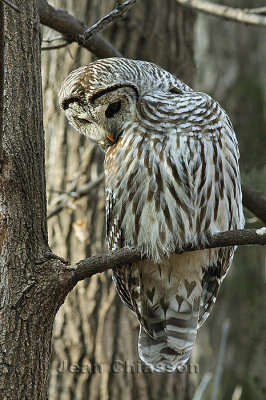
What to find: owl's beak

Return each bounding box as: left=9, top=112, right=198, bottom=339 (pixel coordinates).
left=106, top=132, right=116, bottom=143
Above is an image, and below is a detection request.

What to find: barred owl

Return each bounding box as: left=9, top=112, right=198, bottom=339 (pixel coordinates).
left=59, top=58, right=244, bottom=372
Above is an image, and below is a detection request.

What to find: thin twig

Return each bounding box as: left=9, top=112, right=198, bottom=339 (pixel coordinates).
left=0, top=0, right=20, bottom=13
left=47, top=173, right=104, bottom=219
left=41, top=41, right=70, bottom=51
left=193, top=372, right=212, bottom=400
left=69, top=228, right=266, bottom=282
left=246, top=7, right=266, bottom=16
left=42, top=35, right=66, bottom=43
left=211, top=320, right=230, bottom=400
left=79, top=0, right=137, bottom=45
left=176, top=0, right=266, bottom=28
left=38, top=0, right=122, bottom=58
left=232, top=385, right=243, bottom=400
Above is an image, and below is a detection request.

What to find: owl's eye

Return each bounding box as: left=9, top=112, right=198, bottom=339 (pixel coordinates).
left=105, top=101, right=121, bottom=118
left=77, top=117, right=91, bottom=124
left=169, top=87, right=183, bottom=95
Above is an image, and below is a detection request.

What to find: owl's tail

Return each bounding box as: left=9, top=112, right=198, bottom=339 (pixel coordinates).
left=138, top=292, right=201, bottom=372
left=135, top=254, right=204, bottom=372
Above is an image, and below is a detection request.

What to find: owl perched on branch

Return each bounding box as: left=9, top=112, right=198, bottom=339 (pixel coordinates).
left=59, top=58, right=244, bottom=372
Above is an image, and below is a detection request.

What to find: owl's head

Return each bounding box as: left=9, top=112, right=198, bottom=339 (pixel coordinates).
left=59, top=58, right=190, bottom=150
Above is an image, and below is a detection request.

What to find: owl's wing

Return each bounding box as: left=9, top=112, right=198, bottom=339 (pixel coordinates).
left=144, top=91, right=243, bottom=328
left=164, top=94, right=242, bottom=328
left=198, top=247, right=234, bottom=327
left=106, top=187, right=133, bottom=311
left=106, top=186, right=155, bottom=337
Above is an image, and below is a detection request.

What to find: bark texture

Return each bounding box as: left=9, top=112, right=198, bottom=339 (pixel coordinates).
left=43, top=1, right=196, bottom=399
left=0, top=1, right=73, bottom=399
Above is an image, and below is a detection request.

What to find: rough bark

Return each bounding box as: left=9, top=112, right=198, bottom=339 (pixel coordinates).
left=0, top=1, right=4, bottom=162
left=0, top=1, right=73, bottom=398
left=43, top=1, right=196, bottom=399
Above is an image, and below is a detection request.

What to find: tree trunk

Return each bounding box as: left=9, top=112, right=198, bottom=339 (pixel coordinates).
left=43, top=1, right=196, bottom=399
left=0, top=1, right=74, bottom=398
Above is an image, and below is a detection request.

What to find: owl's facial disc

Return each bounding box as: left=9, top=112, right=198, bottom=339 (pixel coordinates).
left=61, top=85, right=138, bottom=151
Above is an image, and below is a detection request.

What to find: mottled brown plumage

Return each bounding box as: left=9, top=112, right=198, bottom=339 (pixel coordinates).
left=59, top=58, right=244, bottom=372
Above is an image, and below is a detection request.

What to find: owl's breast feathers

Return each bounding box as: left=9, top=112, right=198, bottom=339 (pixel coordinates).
left=104, top=91, right=244, bottom=370
left=104, top=85, right=244, bottom=371
left=105, top=91, right=243, bottom=262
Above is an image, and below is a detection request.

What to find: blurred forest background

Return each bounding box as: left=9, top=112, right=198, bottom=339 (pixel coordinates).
left=194, top=2, right=266, bottom=400
left=41, top=0, right=266, bottom=399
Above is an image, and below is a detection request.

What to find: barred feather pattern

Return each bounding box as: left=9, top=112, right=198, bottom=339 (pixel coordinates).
left=59, top=58, right=244, bottom=372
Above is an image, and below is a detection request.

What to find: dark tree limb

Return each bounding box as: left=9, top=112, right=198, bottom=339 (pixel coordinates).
left=69, top=228, right=266, bottom=283
left=38, top=0, right=122, bottom=58
left=176, top=0, right=266, bottom=27
left=79, top=0, right=137, bottom=45
left=242, top=184, right=266, bottom=224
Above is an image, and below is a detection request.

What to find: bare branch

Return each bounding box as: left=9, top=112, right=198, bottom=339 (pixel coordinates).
left=246, top=7, right=266, bottom=16
left=42, top=35, right=66, bottom=43
left=79, top=0, right=137, bottom=45
left=41, top=41, right=70, bottom=51
left=211, top=320, right=230, bottom=400
left=176, top=0, right=266, bottom=27
left=0, top=0, right=20, bottom=13
left=193, top=372, right=212, bottom=400
left=47, top=173, right=104, bottom=219
left=242, top=184, right=266, bottom=224
left=70, top=228, right=266, bottom=282
left=38, top=0, right=122, bottom=58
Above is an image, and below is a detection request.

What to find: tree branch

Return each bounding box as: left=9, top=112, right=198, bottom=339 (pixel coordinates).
left=79, top=0, right=137, bottom=45
left=242, top=184, right=266, bottom=224
left=47, top=173, right=104, bottom=219
left=41, top=41, right=70, bottom=51
left=69, top=228, right=266, bottom=282
left=42, top=35, right=66, bottom=43
left=38, top=0, right=122, bottom=58
left=0, top=0, right=20, bottom=13
left=175, top=0, right=266, bottom=28
left=246, top=7, right=266, bottom=16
